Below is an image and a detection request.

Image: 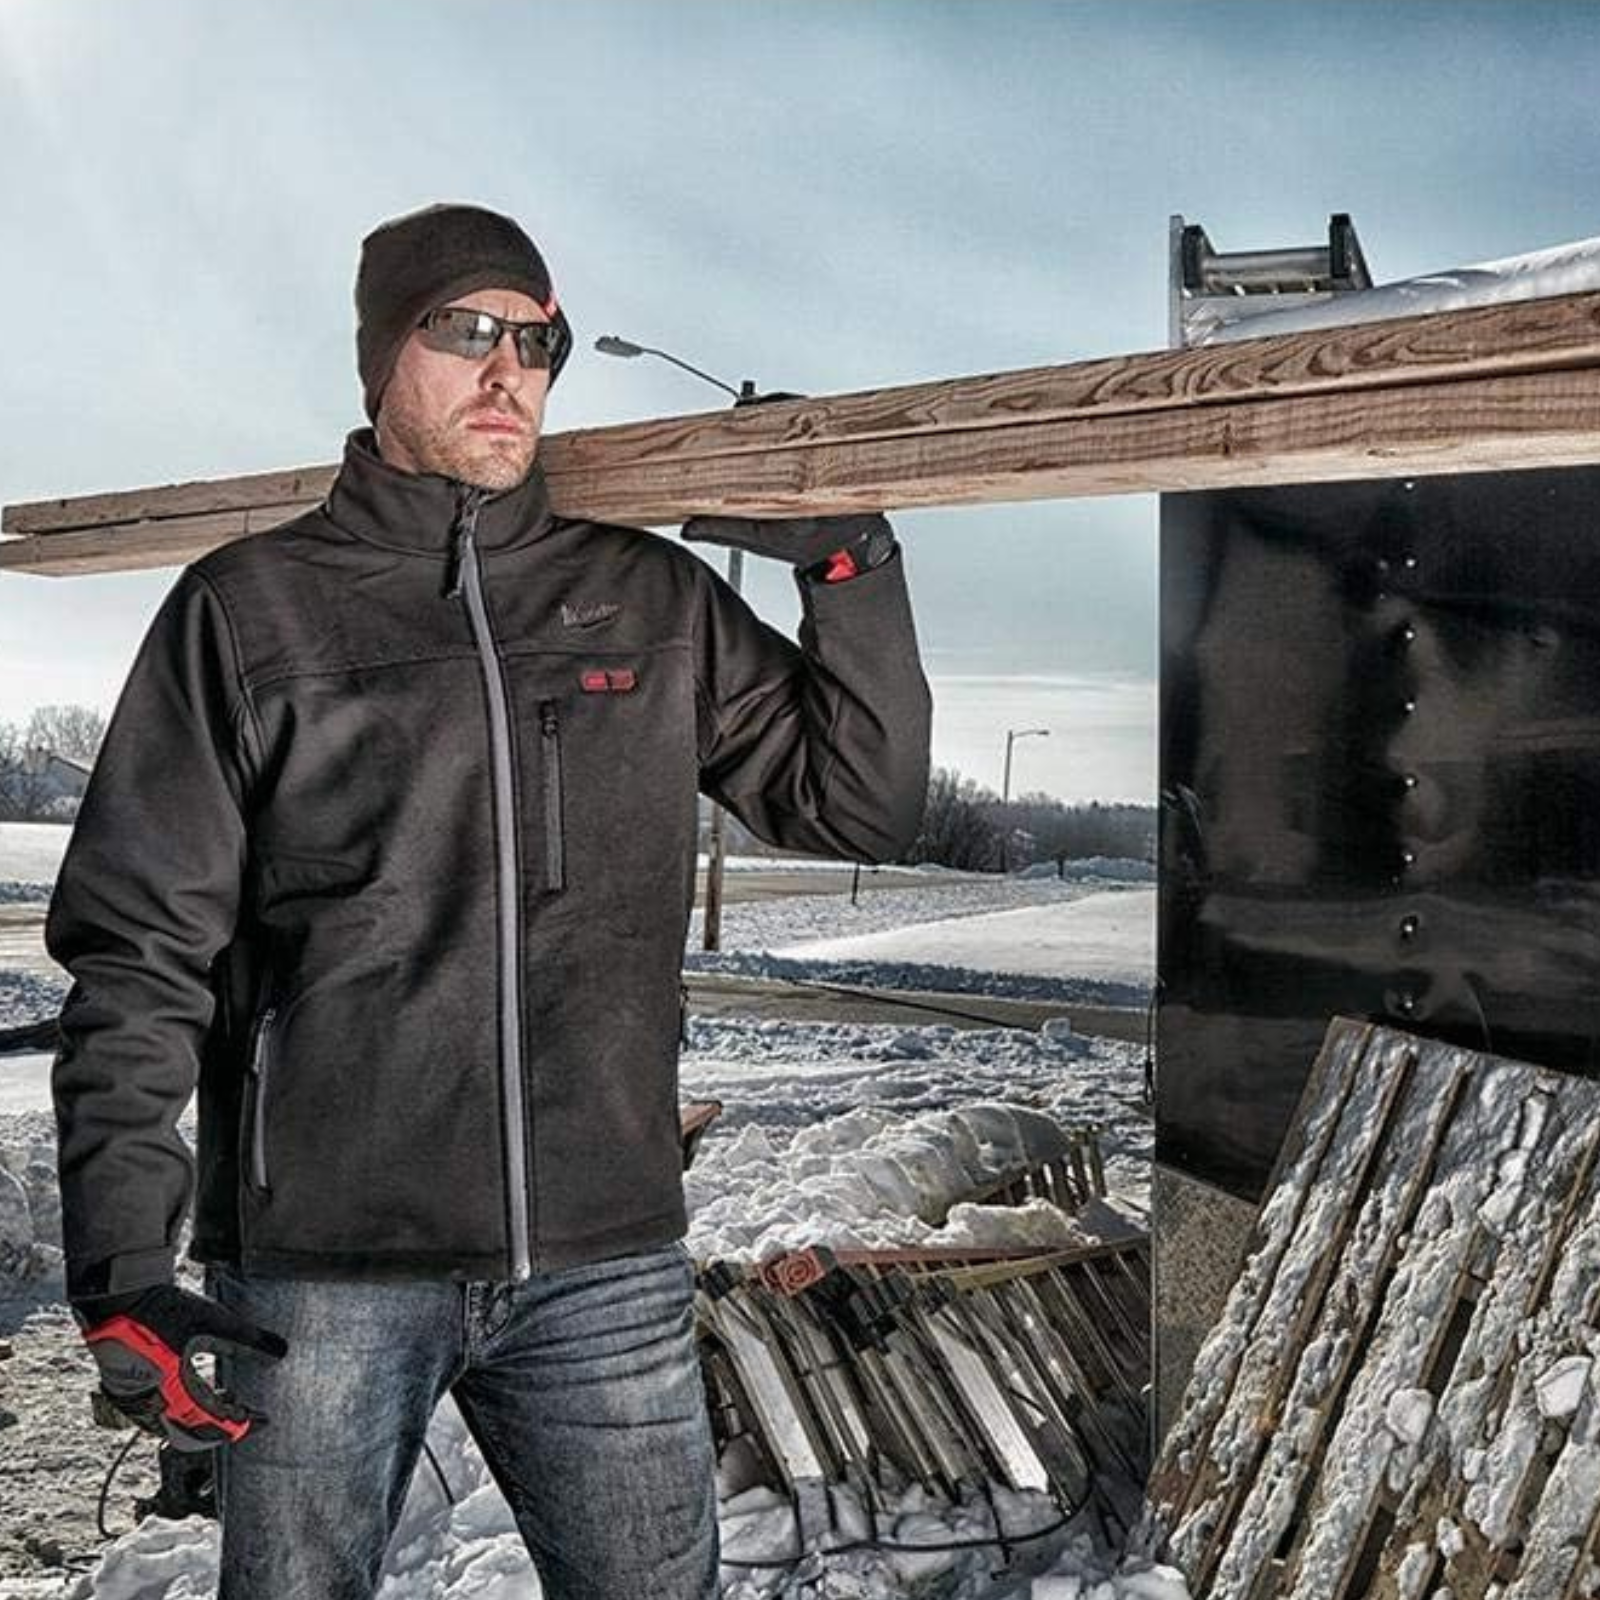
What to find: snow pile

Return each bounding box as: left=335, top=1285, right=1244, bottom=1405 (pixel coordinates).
left=0, top=824, right=70, bottom=899
left=1198, top=232, right=1600, bottom=344
left=1017, top=857, right=1155, bottom=883
left=686, top=1095, right=1135, bottom=1262
left=679, top=1014, right=1151, bottom=1223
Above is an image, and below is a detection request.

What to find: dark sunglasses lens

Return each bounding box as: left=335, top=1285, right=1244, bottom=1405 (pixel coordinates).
left=513, top=325, right=557, bottom=369
left=419, top=308, right=496, bottom=358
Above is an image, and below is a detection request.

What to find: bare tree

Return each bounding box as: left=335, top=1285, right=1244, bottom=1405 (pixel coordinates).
left=26, top=703, right=106, bottom=765
left=0, top=703, right=106, bottom=820
left=907, top=766, right=1002, bottom=870
left=0, top=722, right=52, bottom=820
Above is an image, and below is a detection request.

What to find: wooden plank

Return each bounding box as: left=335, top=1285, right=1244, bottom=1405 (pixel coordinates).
left=550, top=289, right=1600, bottom=470
left=13, top=288, right=1600, bottom=539
left=544, top=367, right=1600, bottom=528
left=2, top=464, right=336, bottom=537
left=0, top=507, right=305, bottom=575
left=7, top=290, right=1600, bottom=575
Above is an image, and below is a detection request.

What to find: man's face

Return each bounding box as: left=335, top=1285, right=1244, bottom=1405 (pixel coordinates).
left=376, top=287, right=551, bottom=491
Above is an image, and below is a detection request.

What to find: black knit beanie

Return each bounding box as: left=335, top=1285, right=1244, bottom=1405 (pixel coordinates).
left=355, top=202, right=573, bottom=422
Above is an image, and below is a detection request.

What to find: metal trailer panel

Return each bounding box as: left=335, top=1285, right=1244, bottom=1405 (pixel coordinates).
left=1158, top=465, right=1600, bottom=1202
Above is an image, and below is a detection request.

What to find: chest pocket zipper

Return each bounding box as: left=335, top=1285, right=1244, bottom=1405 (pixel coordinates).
left=539, top=698, right=566, bottom=891
left=246, top=1005, right=277, bottom=1191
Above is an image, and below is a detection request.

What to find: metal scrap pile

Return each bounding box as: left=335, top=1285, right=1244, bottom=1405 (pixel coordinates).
left=688, top=1126, right=1152, bottom=1553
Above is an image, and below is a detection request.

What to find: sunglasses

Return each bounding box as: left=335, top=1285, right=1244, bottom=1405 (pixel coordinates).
left=415, top=306, right=570, bottom=371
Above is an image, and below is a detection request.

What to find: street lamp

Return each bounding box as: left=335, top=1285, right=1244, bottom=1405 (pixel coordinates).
left=592, top=335, right=745, bottom=401
left=1000, top=727, right=1049, bottom=875
left=595, top=334, right=801, bottom=951
left=1002, top=727, right=1050, bottom=805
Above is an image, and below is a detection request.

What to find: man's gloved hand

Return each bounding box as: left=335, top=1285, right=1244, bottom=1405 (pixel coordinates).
left=682, top=513, right=897, bottom=582
left=73, top=1283, right=289, bottom=1452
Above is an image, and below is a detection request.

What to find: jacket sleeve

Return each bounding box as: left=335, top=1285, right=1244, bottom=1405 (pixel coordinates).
left=692, top=545, right=932, bottom=862
left=46, top=568, right=254, bottom=1302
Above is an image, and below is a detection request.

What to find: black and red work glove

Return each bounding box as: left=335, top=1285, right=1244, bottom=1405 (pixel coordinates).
left=682, top=513, right=897, bottom=583
left=72, top=1283, right=289, bottom=1452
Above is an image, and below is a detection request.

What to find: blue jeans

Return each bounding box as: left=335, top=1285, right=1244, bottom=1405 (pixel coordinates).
left=204, top=1242, right=720, bottom=1599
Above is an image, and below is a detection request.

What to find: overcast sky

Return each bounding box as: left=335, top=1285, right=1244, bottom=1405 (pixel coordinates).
left=3, top=1, right=1598, bottom=801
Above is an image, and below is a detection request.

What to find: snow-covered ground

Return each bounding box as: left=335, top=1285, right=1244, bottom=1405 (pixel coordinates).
left=0, top=822, right=68, bottom=904
left=0, top=826, right=1183, bottom=1599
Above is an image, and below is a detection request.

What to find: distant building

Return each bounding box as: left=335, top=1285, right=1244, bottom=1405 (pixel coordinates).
left=21, top=747, right=92, bottom=816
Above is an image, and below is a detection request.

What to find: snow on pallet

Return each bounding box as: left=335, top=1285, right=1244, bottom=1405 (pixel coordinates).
left=1140, top=1017, right=1600, bottom=1599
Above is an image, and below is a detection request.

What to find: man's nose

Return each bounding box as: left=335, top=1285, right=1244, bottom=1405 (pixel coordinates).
left=479, top=329, right=524, bottom=389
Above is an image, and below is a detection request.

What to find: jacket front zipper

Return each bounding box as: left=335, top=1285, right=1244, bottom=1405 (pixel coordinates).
left=538, top=699, right=566, bottom=891
left=450, top=487, right=535, bottom=1281
left=246, top=1005, right=277, bottom=1191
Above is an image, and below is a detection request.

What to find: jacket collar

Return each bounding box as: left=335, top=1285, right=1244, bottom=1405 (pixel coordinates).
left=324, top=427, right=557, bottom=557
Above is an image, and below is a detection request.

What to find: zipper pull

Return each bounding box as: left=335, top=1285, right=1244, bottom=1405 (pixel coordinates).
left=249, top=1005, right=277, bottom=1073
left=443, top=487, right=485, bottom=600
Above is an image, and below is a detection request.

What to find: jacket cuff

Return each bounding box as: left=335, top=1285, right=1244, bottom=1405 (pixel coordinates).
left=67, top=1244, right=178, bottom=1305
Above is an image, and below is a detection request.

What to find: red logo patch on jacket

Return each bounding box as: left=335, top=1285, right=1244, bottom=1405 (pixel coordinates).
left=580, top=667, right=637, bottom=693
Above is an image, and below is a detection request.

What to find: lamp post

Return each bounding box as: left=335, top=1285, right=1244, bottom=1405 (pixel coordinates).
left=1000, top=727, right=1049, bottom=873
left=595, top=334, right=799, bottom=951
left=1002, top=727, right=1050, bottom=805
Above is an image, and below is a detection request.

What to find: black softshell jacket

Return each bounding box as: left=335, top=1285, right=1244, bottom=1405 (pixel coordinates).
left=49, top=429, right=931, bottom=1301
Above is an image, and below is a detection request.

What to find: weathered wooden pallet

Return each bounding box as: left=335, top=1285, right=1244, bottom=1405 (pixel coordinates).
left=699, top=1237, right=1151, bottom=1534
left=1139, top=1017, right=1600, bottom=1599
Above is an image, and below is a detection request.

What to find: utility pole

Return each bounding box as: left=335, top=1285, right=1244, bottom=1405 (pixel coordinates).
left=595, top=334, right=800, bottom=949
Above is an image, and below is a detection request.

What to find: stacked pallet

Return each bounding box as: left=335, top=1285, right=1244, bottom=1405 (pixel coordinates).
left=1141, top=1018, right=1600, bottom=1599
left=698, top=1236, right=1151, bottom=1550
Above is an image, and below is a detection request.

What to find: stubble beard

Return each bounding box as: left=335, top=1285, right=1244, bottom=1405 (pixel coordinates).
left=379, top=395, right=540, bottom=492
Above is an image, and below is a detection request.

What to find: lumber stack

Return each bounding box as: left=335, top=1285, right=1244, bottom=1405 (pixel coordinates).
left=1140, top=1017, right=1600, bottom=1599
left=7, top=292, right=1600, bottom=574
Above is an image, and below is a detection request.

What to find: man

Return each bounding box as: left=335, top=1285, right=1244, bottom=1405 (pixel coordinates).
left=48, top=202, right=931, bottom=1598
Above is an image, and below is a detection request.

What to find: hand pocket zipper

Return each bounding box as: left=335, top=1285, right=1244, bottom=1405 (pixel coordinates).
left=539, top=699, right=567, bottom=892
left=245, top=1005, right=277, bottom=1191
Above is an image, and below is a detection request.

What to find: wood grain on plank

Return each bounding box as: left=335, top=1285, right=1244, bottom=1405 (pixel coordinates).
left=7, top=291, right=1600, bottom=574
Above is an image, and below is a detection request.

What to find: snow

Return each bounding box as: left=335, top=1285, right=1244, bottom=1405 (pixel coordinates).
left=0, top=831, right=1179, bottom=1599
left=1197, top=231, right=1600, bottom=344
left=778, top=893, right=1155, bottom=991
left=0, top=823, right=68, bottom=902
left=688, top=876, right=1155, bottom=1010
left=1535, top=1355, right=1592, bottom=1422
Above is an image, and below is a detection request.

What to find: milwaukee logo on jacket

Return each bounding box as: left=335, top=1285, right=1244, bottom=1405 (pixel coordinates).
left=48, top=430, right=932, bottom=1302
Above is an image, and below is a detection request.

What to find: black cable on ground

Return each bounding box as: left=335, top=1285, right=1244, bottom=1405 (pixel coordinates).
left=423, top=1439, right=456, bottom=1506
left=95, top=1431, right=143, bottom=1540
